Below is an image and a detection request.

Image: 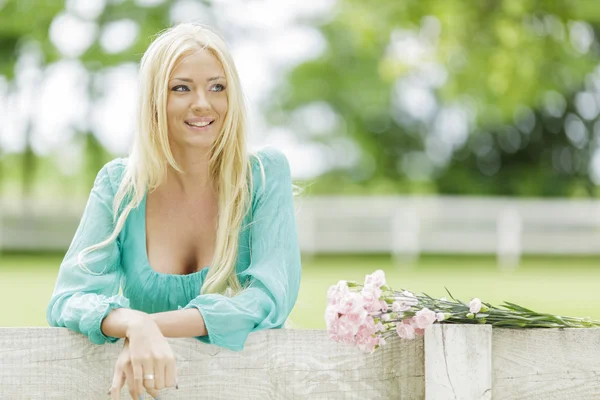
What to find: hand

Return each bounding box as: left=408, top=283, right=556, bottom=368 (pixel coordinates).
left=109, top=315, right=177, bottom=399
left=110, top=338, right=147, bottom=400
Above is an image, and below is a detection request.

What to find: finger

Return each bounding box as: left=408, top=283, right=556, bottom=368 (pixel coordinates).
left=110, top=369, right=125, bottom=400
left=164, top=359, right=176, bottom=389
left=125, top=362, right=140, bottom=400
left=146, top=387, right=160, bottom=399
left=142, top=361, right=155, bottom=392
left=132, top=360, right=145, bottom=395
left=153, top=361, right=166, bottom=390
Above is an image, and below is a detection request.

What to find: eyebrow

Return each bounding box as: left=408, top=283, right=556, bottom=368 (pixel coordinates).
left=171, top=76, right=226, bottom=83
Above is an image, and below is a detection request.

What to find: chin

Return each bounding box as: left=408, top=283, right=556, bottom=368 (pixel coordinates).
left=170, top=134, right=217, bottom=153
left=186, top=136, right=217, bottom=149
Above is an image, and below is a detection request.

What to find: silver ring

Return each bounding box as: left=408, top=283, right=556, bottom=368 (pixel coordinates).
left=143, top=374, right=154, bottom=380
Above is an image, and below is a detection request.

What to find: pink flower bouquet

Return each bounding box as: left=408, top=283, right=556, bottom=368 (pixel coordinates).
left=325, top=270, right=600, bottom=353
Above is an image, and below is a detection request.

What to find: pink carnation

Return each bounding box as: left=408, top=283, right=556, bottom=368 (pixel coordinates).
left=336, top=315, right=360, bottom=344
left=345, top=308, right=368, bottom=329
left=405, top=316, right=425, bottom=335
left=380, top=300, right=389, bottom=312
left=414, top=308, right=437, bottom=330
left=356, top=334, right=380, bottom=353
left=364, top=270, right=386, bottom=288
left=392, top=301, right=411, bottom=312
left=396, top=322, right=416, bottom=340
left=327, top=315, right=343, bottom=343
left=326, top=281, right=350, bottom=307
left=324, top=307, right=340, bottom=330
left=337, top=291, right=365, bottom=314
left=361, top=286, right=382, bottom=312
left=355, top=315, right=377, bottom=338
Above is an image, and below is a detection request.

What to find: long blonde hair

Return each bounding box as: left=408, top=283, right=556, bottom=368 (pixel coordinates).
left=78, top=22, right=255, bottom=297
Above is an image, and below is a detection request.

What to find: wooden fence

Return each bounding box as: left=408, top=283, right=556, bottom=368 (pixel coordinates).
left=1, top=325, right=599, bottom=399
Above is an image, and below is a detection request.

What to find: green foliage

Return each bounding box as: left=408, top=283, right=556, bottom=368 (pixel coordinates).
left=0, top=0, right=175, bottom=196
left=275, top=0, right=600, bottom=196
left=80, top=0, right=173, bottom=69
left=0, top=0, right=64, bottom=78
left=3, top=0, right=600, bottom=197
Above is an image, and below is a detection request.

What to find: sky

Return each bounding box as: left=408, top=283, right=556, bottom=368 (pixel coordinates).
left=0, top=0, right=337, bottom=179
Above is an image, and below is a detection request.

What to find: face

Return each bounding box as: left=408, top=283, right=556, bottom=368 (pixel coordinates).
left=166, top=49, right=228, bottom=153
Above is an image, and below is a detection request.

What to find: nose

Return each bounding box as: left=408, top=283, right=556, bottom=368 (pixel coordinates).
left=191, top=91, right=212, bottom=111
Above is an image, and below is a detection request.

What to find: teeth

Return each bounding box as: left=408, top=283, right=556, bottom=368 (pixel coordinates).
left=188, top=121, right=211, bottom=127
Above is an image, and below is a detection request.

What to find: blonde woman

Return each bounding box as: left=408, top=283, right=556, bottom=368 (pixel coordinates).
left=46, top=23, right=302, bottom=400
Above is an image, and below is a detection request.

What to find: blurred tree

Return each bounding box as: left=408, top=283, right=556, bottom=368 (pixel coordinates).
left=0, top=0, right=64, bottom=196
left=76, top=0, right=176, bottom=187
left=0, top=0, right=196, bottom=196
left=275, top=0, right=600, bottom=196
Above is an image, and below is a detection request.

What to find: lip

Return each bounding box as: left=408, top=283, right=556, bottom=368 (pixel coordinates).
left=185, top=116, right=215, bottom=124
left=185, top=120, right=214, bottom=130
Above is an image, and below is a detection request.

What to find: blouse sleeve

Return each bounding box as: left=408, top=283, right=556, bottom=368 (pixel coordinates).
left=183, top=147, right=302, bottom=351
left=46, top=160, right=130, bottom=345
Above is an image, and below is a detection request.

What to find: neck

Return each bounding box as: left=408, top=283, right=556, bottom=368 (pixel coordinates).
left=165, top=147, right=217, bottom=196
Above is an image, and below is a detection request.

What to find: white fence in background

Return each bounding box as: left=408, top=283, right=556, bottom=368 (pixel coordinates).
left=294, top=196, right=600, bottom=267
left=3, top=326, right=600, bottom=399
left=3, top=196, right=600, bottom=266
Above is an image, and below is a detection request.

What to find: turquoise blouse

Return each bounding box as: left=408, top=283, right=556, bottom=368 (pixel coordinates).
left=46, top=147, right=302, bottom=352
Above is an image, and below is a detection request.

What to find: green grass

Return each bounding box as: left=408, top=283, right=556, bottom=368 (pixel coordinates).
left=2, top=253, right=600, bottom=329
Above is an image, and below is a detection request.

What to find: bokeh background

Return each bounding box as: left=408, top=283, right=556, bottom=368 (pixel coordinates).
left=2, top=0, right=600, bottom=330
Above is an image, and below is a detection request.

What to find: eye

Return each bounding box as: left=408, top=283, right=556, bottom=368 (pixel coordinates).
left=172, top=85, right=190, bottom=92
left=210, top=83, right=226, bottom=92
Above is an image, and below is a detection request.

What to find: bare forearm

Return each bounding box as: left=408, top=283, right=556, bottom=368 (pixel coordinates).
left=151, top=308, right=208, bottom=338
left=101, top=308, right=149, bottom=339
left=101, top=307, right=207, bottom=339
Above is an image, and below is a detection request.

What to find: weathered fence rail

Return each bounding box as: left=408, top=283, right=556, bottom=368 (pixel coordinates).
left=1, top=326, right=599, bottom=399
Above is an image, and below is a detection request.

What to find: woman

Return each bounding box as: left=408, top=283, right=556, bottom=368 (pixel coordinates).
left=46, top=23, right=302, bottom=400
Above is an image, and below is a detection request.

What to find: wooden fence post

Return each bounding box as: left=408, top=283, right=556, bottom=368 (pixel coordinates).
left=424, top=324, right=492, bottom=400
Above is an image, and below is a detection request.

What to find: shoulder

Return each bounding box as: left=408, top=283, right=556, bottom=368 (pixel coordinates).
left=249, top=147, right=292, bottom=202
left=250, top=146, right=291, bottom=179
left=95, top=157, right=129, bottom=194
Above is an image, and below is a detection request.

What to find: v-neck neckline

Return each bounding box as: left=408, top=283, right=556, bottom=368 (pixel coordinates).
left=140, top=192, right=208, bottom=278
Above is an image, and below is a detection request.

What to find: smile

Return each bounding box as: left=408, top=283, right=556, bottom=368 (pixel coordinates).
left=185, top=121, right=214, bottom=130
